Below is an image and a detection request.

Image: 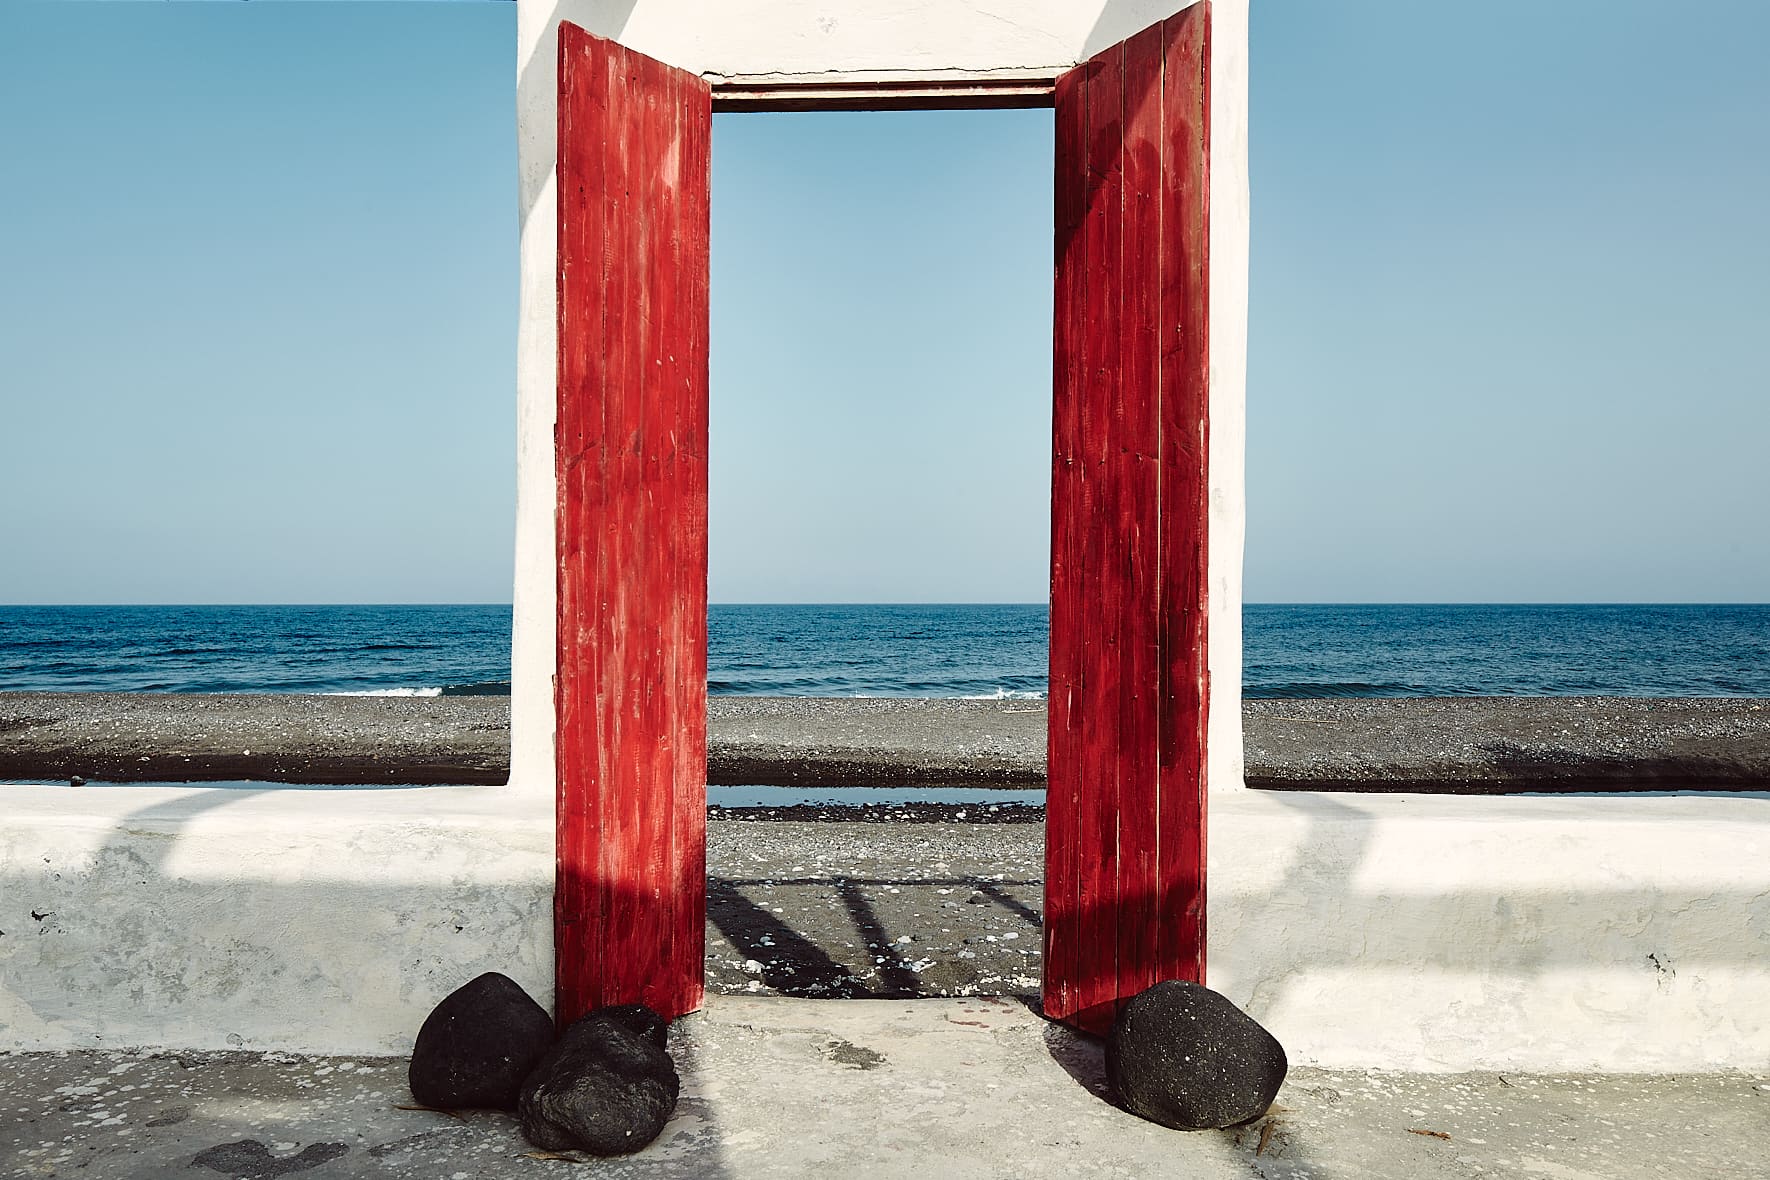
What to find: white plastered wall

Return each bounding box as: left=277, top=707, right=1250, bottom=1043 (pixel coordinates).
left=0, top=785, right=553, bottom=1055
left=1209, top=790, right=1770, bottom=1071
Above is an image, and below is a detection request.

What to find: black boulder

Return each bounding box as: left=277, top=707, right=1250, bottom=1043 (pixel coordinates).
left=1105, top=980, right=1287, bottom=1131
left=408, top=972, right=555, bottom=1111
left=518, top=1004, right=680, bottom=1156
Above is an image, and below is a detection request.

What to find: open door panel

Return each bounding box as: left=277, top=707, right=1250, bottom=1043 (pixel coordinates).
left=1045, top=2, right=1212, bottom=1034
left=555, top=22, right=711, bottom=1025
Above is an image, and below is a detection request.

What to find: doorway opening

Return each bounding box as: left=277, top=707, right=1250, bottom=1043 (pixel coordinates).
left=554, top=11, right=1212, bottom=1035
left=703, top=107, right=1054, bottom=1001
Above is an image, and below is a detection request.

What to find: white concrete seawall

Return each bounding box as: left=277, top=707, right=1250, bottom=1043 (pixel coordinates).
left=5, top=782, right=1766, bottom=1071
left=1210, top=790, right=1770, bottom=1072
left=0, top=784, right=552, bottom=1056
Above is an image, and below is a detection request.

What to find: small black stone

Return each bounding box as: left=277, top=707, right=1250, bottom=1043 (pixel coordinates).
left=1105, top=980, right=1287, bottom=1131
left=587, top=1002, right=670, bottom=1051
left=518, top=1004, right=680, bottom=1156
left=408, top=972, right=554, bottom=1111
left=69, top=776, right=84, bottom=787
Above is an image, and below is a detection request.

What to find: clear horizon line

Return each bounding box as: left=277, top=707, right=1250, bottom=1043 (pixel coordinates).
left=5, top=600, right=1770, bottom=609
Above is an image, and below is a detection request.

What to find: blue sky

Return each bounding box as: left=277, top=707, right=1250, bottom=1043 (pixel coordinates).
left=2, top=1, right=1765, bottom=604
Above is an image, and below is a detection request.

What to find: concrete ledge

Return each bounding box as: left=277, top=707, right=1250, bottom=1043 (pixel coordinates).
left=0, top=784, right=552, bottom=1055
left=1211, top=790, right=1770, bottom=1072
left=3, top=783, right=1766, bottom=1071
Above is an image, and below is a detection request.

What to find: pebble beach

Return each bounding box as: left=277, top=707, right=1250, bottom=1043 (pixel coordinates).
left=4, top=692, right=1770, bottom=792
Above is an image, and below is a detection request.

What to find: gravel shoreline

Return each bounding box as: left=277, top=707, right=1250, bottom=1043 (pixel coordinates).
left=705, top=817, right=1043, bottom=999
left=2, top=692, right=1768, bottom=791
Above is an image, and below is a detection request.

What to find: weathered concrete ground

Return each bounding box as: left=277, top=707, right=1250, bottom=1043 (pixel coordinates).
left=3, top=997, right=1766, bottom=1179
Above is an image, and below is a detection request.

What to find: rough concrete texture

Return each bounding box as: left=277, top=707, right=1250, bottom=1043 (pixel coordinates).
left=3, top=997, right=1767, bottom=1179
left=695, top=805, right=1770, bottom=1074
left=6, top=693, right=1770, bottom=791
left=0, top=784, right=553, bottom=1057
left=6, top=790, right=1768, bottom=1069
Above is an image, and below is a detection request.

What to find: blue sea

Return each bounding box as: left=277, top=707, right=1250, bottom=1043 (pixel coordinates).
left=0, top=603, right=1767, bottom=698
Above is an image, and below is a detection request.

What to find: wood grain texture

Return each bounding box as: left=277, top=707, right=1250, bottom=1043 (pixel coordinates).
left=1156, top=5, right=1212, bottom=991
left=1044, top=2, right=1212, bottom=1034
left=1075, top=39, right=1125, bottom=1031
left=556, top=22, right=710, bottom=1026
left=1116, top=21, right=1166, bottom=1019
left=1044, top=63, right=1087, bottom=1025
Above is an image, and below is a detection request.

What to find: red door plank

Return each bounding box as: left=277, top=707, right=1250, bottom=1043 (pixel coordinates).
left=555, top=25, right=610, bottom=1024
left=670, top=87, right=712, bottom=1010
left=1115, top=21, right=1168, bottom=1017
left=1079, top=39, right=1130, bottom=1031
left=1045, top=62, right=1088, bottom=1024
left=1156, top=6, right=1212, bottom=988
left=556, top=23, right=711, bottom=1026
left=1045, top=2, right=1212, bottom=1034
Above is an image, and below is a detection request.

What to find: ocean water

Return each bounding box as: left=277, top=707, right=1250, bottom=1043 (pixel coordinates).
left=0, top=603, right=1767, bottom=698
left=0, top=604, right=512, bottom=696
left=709, top=603, right=1045, bottom=698
left=1243, top=603, right=1770, bottom=698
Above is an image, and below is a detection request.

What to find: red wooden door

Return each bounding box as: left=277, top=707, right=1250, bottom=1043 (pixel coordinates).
left=555, top=22, right=711, bottom=1025
left=1045, top=2, right=1212, bottom=1034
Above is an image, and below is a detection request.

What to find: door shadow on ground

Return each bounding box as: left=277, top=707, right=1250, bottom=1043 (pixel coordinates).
left=4, top=785, right=739, bottom=1178
left=707, top=870, right=1045, bottom=1000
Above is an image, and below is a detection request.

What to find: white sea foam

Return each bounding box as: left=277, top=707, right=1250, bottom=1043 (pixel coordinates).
left=322, top=687, right=444, bottom=698
left=844, top=688, right=1047, bottom=700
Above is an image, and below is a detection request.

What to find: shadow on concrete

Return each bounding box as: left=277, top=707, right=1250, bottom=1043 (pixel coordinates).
left=11, top=773, right=1768, bottom=1174
left=1042, top=1019, right=1115, bottom=1102
left=1031, top=792, right=1368, bottom=1180
left=1082, top=0, right=1206, bottom=62
left=516, top=0, right=641, bottom=231
left=39, top=786, right=739, bottom=1179
left=1040, top=1011, right=1342, bottom=1178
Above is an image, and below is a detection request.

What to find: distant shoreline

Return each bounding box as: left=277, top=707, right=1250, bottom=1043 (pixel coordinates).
left=3, top=692, right=1769, bottom=793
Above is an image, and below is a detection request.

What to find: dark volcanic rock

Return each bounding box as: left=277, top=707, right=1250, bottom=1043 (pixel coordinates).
left=518, top=1004, right=680, bottom=1156
left=1105, top=980, right=1287, bottom=1131
left=586, top=1002, right=670, bottom=1051
left=409, top=972, right=554, bottom=1111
